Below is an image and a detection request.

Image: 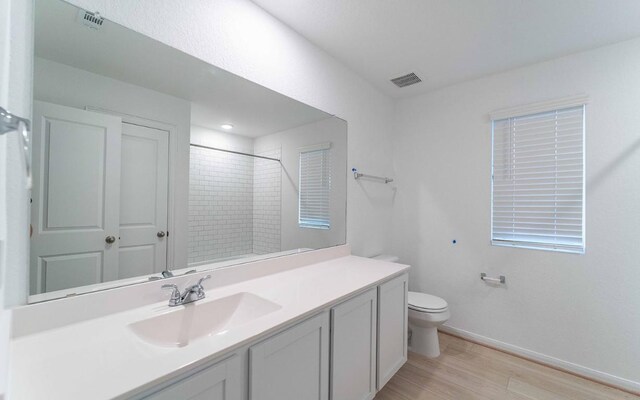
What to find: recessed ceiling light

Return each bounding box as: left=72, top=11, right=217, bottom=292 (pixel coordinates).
left=221, top=124, right=233, bottom=130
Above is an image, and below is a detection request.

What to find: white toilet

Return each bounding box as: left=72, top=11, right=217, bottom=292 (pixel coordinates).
left=372, top=255, right=450, bottom=358
left=408, top=291, right=450, bottom=358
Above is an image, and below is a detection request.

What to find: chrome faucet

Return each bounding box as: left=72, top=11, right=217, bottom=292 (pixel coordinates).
left=161, top=275, right=211, bottom=307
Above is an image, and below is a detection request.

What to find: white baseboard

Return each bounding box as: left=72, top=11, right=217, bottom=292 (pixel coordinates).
left=439, top=325, right=640, bottom=395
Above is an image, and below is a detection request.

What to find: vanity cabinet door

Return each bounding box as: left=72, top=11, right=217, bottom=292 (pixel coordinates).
left=377, top=273, right=408, bottom=390
left=250, top=311, right=330, bottom=400
left=331, top=288, right=377, bottom=400
left=143, top=355, right=241, bottom=400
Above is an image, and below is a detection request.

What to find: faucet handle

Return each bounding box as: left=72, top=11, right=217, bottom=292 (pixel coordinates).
left=192, top=275, right=211, bottom=300
left=162, top=284, right=181, bottom=305
left=161, top=270, right=174, bottom=278
left=197, top=275, right=211, bottom=287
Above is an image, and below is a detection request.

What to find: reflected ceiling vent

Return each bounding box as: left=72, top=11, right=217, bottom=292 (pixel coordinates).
left=77, top=9, right=104, bottom=30
left=390, top=72, right=422, bottom=88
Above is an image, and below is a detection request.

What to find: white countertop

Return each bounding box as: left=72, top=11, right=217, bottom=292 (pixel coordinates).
left=10, top=255, right=408, bottom=400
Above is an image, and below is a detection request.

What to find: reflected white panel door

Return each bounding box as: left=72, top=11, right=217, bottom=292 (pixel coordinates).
left=30, top=101, right=122, bottom=294
left=118, top=123, right=169, bottom=279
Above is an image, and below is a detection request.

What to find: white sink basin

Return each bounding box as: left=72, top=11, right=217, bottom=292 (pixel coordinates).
left=129, top=292, right=281, bottom=347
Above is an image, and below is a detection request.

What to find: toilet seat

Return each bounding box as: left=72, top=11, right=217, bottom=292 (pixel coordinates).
left=408, top=291, right=448, bottom=313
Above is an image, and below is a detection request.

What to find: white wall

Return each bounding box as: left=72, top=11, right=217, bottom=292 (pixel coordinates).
left=64, top=0, right=397, bottom=259
left=393, top=38, right=640, bottom=390
left=33, top=57, right=192, bottom=271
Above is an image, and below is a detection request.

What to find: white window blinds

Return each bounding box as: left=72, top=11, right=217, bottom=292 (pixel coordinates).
left=491, top=105, right=585, bottom=253
left=299, top=145, right=331, bottom=229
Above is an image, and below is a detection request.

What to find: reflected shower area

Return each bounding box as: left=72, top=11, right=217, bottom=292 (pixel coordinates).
left=187, top=117, right=347, bottom=267
left=188, top=139, right=282, bottom=266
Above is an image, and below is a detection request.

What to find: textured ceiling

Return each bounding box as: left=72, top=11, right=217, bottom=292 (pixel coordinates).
left=252, top=0, right=640, bottom=98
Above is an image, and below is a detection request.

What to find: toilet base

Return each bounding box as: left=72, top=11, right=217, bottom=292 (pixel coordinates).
left=409, top=325, right=441, bottom=358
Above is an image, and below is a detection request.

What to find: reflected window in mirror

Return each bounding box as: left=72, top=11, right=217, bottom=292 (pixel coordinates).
left=299, top=143, right=332, bottom=230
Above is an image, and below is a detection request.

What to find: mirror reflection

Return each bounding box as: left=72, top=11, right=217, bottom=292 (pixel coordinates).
left=30, top=0, right=347, bottom=302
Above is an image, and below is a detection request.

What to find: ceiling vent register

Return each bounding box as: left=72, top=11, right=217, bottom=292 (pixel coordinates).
left=390, top=72, right=422, bottom=88
left=77, top=10, right=104, bottom=30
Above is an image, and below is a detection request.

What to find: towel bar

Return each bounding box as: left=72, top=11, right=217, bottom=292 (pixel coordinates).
left=480, top=273, right=506, bottom=284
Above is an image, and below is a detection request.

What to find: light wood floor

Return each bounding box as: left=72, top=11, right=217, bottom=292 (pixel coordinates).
left=374, top=332, right=639, bottom=400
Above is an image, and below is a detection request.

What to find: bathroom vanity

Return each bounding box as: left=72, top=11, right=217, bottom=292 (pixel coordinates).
left=9, top=247, right=409, bottom=399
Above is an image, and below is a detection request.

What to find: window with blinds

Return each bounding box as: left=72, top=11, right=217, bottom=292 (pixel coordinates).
left=491, top=104, right=585, bottom=253
left=299, top=144, right=331, bottom=229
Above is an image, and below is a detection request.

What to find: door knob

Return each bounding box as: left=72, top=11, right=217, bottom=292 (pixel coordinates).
left=157, top=231, right=166, bottom=238
left=105, top=235, right=116, bottom=244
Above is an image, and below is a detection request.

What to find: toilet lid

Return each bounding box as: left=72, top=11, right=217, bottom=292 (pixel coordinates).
left=408, top=291, right=448, bottom=312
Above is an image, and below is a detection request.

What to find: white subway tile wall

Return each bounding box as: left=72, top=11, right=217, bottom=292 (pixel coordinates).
left=188, top=146, right=282, bottom=265
left=253, top=148, right=282, bottom=255
left=188, top=147, right=254, bottom=264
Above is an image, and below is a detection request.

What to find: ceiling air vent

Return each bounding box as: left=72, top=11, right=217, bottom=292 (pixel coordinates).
left=390, top=72, right=422, bottom=88
left=77, top=9, right=104, bottom=30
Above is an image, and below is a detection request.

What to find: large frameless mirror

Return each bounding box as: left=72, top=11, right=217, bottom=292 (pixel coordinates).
left=30, top=0, right=347, bottom=302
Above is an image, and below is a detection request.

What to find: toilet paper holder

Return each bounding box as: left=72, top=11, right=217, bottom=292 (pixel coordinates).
left=480, top=273, right=506, bottom=284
